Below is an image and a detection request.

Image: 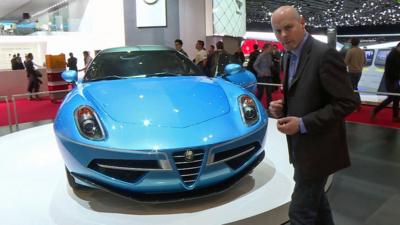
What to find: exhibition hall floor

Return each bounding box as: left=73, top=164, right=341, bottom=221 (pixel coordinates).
left=1, top=120, right=399, bottom=225
left=328, top=123, right=400, bottom=225
left=0, top=119, right=293, bottom=225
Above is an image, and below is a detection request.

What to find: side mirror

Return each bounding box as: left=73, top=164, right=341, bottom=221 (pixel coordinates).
left=224, top=63, right=243, bottom=76
left=61, top=70, right=78, bottom=83
left=223, top=64, right=257, bottom=94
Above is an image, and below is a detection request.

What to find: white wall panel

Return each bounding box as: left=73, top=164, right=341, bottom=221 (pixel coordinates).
left=136, top=0, right=166, bottom=27
left=178, top=0, right=206, bottom=60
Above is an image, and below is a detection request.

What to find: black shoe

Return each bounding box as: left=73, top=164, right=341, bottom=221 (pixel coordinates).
left=370, top=111, right=377, bottom=121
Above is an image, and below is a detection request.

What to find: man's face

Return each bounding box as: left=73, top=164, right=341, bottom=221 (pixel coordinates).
left=195, top=42, right=201, bottom=50
left=271, top=14, right=305, bottom=51
left=175, top=42, right=182, bottom=50
left=263, top=45, right=271, bottom=52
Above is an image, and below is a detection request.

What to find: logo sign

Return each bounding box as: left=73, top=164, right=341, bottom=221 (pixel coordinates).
left=184, top=150, right=195, bottom=162
left=143, top=0, right=158, bottom=4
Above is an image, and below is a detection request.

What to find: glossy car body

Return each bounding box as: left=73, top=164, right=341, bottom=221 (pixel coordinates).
left=54, top=45, right=268, bottom=202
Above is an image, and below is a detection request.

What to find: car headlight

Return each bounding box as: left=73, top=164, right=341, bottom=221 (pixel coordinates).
left=75, top=106, right=105, bottom=140
left=238, top=95, right=259, bottom=126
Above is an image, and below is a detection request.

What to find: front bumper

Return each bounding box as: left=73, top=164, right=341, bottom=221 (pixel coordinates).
left=56, top=124, right=267, bottom=202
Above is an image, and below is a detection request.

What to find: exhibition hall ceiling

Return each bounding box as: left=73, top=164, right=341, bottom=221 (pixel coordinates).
left=0, top=0, right=63, bottom=20
left=247, top=0, right=400, bottom=27
left=0, top=0, right=30, bottom=18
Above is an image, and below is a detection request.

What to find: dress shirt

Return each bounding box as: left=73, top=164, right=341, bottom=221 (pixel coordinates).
left=287, top=32, right=310, bottom=134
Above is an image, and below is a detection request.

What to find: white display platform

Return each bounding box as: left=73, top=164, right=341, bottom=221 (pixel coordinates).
left=0, top=119, right=294, bottom=225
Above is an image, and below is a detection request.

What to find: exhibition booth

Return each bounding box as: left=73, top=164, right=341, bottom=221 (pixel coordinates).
left=0, top=1, right=400, bottom=225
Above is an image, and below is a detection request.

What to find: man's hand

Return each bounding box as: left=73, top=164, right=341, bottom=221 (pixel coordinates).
left=277, top=116, right=300, bottom=135
left=269, top=99, right=283, bottom=118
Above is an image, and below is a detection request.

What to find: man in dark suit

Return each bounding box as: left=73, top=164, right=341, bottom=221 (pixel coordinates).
left=371, top=42, right=400, bottom=122
left=67, top=53, right=78, bottom=71
left=269, top=6, right=359, bottom=225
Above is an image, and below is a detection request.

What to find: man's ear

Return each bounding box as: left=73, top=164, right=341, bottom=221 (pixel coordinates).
left=300, top=15, right=305, bottom=28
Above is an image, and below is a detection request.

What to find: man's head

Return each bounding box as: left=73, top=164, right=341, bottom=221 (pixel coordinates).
left=196, top=40, right=205, bottom=50
left=216, top=41, right=224, bottom=50
left=175, top=39, right=183, bottom=51
left=271, top=6, right=306, bottom=51
left=350, top=37, right=360, bottom=47
left=26, top=53, right=33, bottom=60
left=263, top=43, right=271, bottom=52
left=69, top=52, right=73, bottom=57
left=208, top=45, right=215, bottom=54
left=83, top=51, right=89, bottom=57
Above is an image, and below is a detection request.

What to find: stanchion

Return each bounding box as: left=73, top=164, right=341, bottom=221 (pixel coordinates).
left=11, top=90, right=70, bottom=131
left=0, top=96, right=12, bottom=133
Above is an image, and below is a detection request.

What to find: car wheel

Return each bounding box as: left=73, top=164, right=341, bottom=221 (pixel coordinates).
left=65, top=166, right=88, bottom=190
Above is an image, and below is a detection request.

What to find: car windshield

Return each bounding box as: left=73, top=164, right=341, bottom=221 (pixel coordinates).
left=84, top=50, right=203, bottom=82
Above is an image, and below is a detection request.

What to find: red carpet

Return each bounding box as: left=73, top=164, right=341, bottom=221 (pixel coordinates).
left=0, top=97, right=61, bottom=126
left=346, top=105, right=400, bottom=129
left=259, top=89, right=400, bottom=129
left=1, top=91, right=399, bottom=129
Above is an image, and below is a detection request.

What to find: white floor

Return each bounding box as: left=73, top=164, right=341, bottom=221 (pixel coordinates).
left=0, top=119, right=294, bottom=225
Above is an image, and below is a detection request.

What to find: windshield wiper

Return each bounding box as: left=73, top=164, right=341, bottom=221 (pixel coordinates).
left=146, top=72, right=182, bottom=77
left=90, top=75, right=127, bottom=82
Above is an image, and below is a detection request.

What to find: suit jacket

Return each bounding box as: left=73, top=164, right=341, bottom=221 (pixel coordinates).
left=282, top=36, right=360, bottom=179
left=383, top=48, right=400, bottom=92
left=67, top=57, right=78, bottom=71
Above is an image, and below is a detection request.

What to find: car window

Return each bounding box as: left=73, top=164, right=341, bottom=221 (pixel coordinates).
left=374, top=49, right=390, bottom=67
left=84, top=50, right=203, bottom=81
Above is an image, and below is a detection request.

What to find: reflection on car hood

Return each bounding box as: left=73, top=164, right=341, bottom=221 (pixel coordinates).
left=83, top=76, right=230, bottom=128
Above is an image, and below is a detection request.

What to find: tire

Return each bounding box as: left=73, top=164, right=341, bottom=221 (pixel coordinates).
left=65, top=166, right=88, bottom=190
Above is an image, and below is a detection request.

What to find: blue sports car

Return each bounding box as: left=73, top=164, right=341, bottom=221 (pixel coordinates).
left=54, top=46, right=268, bottom=202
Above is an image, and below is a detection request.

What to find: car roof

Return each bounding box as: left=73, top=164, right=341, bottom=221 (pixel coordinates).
left=100, top=45, right=175, bottom=53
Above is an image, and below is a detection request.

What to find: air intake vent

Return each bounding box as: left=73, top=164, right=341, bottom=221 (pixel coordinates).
left=88, top=159, right=161, bottom=183
left=213, top=142, right=260, bottom=170
left=172, top=149, right=204, bottom=186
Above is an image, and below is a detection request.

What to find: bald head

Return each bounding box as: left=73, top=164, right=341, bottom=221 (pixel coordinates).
left=271, top=6, right=306, bottom=51
left=272, top=6, right=301, bottom=24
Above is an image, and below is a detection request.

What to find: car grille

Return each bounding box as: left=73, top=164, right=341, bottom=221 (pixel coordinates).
left=88, top=159, right=161, bottom=183
left=172, top=149, right=205, bottom=186
left=213, top=142, right=261, bottom=170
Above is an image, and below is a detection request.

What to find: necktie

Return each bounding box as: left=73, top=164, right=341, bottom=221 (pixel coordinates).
left=288, top=52, right=297, bottom=86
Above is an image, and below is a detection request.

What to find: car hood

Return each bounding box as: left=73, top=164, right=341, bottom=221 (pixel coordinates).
left=83, top=76, right=230, bottom=128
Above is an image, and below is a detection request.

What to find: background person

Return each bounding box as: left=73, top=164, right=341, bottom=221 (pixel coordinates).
left=204, top=45, right=215, bottom=76
left=371, top=42, right=400, bottom=122
left=78, top=51, right=93, bottom=72
left=193, top=40, right=208, bottom=72
left=344, top=37, right=365, bottom=91
left=24, top=53, right=42, bottom=100
left=253, top=43, right=273, bottom=107
left=209, top=41, right=236, bottom=76
left=271, top=44, right=282, bottom=88
left=246, top=44, right=260, bottom=76
left=269, top=6, right=359, bottom=225
left=234, top=46, right=245, bottom=66
left=15, top=53, right=25, bottom=70
left=11, top=54, right=17, bottom=70
left=174, top=39, right=188, bottom=57
left=67, top=52, right=78, bottom=71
